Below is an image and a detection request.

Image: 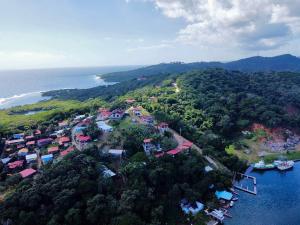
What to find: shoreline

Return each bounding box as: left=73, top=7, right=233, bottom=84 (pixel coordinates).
left=0, top=75, right=116, bottom=110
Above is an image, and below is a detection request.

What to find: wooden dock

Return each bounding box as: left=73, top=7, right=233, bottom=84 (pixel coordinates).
left=233, top=172, right=257, bottom=195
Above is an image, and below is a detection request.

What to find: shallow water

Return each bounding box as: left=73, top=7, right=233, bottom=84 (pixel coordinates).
left=226, top=163, right=300, bottom=225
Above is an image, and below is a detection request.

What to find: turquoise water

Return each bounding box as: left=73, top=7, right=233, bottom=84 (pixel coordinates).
left=226, top=163, right=300, bottom=225
left=0, top=66, right=139, bottom=109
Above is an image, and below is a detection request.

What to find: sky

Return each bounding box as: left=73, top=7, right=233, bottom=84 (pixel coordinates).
left=0, top=0, right=300, bottom=69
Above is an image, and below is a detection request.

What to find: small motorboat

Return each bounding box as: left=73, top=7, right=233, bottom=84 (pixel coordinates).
left=229, top=201, right=234, bottom=207
left=232, top=197, right=238, bottom=201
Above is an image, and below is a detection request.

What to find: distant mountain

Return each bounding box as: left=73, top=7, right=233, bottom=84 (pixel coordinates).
left=225, top=54, right=300, bottom=72
left=101, top=54, right=300, bottom=82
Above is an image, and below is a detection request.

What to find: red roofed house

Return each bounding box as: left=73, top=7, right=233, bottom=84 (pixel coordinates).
left=60, top=146, right=75, bottom=157
left=26, top=141, right=35, bottom=147
left=97, top=108, right=112, bottom=121
left=59, top=136, right=70, bottom=146
left=48, top=146, right=59, bottom=154
left=8, top=160, right=24, bottom=169
left=76, top=135, right=91, bottom=143
left=109, top=109, right=125, bottom=120
left=25, top=135, right=35, bottom=141
left=19, top=168, right=36, bottom=178
left=35, top=129, right=42, bottom=135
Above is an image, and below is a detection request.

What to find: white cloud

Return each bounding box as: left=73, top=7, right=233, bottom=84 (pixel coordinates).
left=134, top=0, right=300, bottom=51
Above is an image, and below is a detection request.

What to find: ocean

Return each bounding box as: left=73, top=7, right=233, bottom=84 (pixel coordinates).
left=226, top=163, right=300, bottom=225
left=0, top=66, right=139, bottom=109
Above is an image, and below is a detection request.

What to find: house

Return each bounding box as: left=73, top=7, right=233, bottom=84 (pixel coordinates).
left=108, top=149, right=125, bottom=158
left=58, top=136, right=70, bottom=146
left=1, top=157, right=11, bottom=164
left=13, top=133, right=24, bottom=139
left=109, top=109, right=125, bottom=120
left=143, top=139, right=157, bottom=156
left=35, top=130, right=42, bottom=135
left=97, top=121, right=113, bottom=132
left=102, top=167, right=116, bottom=178
left=18, top=148, right=29, bottom=156
left=60, top=146, right=75, bottom=157
left=132, top=106, right=143, bottom=116
left=17, top=144, right=25, bottom=149
left=141, top=116, right=154, bottom=125
left=19, top=168, right=36, bottom=178
left=5, top=139, right=25, bottom=146
left=76, top=135, right=91, bottom=143
left=8, top=160, right=24, bottom=170
left=157, top=122, right=169, bottom=133
left=48, top=146, right=60, bottom=154
left=97, top=108, right=112, bottom=121
left=26, top=140, right=35, bottom=147
left=205, top=166, right=214, bottom=173
left=167, top=141, right=193, bottom=156
left=74, top=115, right=86, bottom=121
left=37, top=138, right=53, bottom=147
left=41, top=154, right=53, bottom=164
left=180, top=199, right=204, bottom=215
left=25, top=135, right=35, bottom=141
left=25, top=153, right=38, bottom=163
left=74, top=126, right=87, bottom=133
left=58, top=120, right=69, bottom=128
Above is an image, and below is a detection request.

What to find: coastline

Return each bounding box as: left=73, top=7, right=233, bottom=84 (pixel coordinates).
left=0, top=75, right=116, bottom=109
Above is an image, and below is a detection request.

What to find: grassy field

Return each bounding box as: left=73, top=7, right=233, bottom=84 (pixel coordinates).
left=0, top=99, right=107, bottom=134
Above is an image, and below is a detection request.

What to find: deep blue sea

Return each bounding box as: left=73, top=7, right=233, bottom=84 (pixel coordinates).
left=226, top=162, right=300, bottom=225
left=0, top=66, right=139, bottom=109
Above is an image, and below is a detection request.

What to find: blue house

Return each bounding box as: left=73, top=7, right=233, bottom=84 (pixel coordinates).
left=41, top=154, right=53, bottom=164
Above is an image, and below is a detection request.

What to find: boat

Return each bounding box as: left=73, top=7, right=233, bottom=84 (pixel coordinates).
left=276, top=160, right=294, bottom=171
left=232, top=197, right=238, bottom=201
left=229, top=201, right=234, bottom=207
left=253, top=160, right=275, bottom=170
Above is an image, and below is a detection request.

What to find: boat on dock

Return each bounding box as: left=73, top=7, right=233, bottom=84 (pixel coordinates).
left=276, top=160, right=294, bottom=171
left=253, top=160, right=275, bottom=170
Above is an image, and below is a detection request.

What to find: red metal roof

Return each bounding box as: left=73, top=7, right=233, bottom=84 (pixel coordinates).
left=60, top=146, right=75, bottom=157
left=19, top=168, right=36, bottom=178
left=48, top=146, right=59, bottom=153
left=77, top=135, right=91, bottom=142
left=26, top=141, right=35, bottom=146
left=59, top=136, right=70, bottom=144
left=8, top=160, right=23, bottom=169
left=167, top=148, right=183, bottom=155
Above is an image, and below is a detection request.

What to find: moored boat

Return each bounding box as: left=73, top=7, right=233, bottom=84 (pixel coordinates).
left=253, top=160, right=275, bottom=170
left=276, top=160, right=294, bottom=171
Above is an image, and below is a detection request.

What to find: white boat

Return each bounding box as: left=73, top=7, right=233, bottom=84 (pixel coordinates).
left=229, top=201, right=234, bottom=207
left=253, top=160, right=275, bottom=170
left=277, top=160, right=294, bottom=171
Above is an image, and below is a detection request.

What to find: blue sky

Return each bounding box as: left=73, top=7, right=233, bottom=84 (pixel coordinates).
left=0, top=0, right=300, bottom=69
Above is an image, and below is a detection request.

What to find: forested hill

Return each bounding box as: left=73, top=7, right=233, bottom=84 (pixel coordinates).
left=101, top=54, right=300, bottom=82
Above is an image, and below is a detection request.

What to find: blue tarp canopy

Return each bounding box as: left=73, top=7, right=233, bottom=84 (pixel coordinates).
left=215, top=191, right=233, bottom=201
left=41, top=154, right=53, bottom=163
